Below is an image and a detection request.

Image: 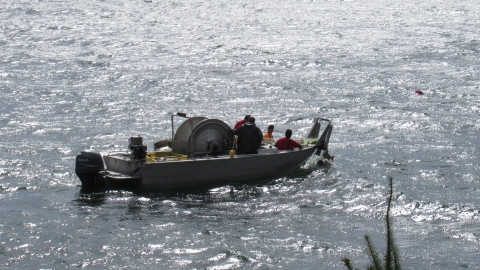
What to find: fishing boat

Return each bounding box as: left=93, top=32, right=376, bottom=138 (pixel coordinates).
left=75, top=112, right=333, bottom=190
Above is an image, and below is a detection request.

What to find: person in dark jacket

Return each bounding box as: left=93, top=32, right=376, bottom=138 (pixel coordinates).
left=233, top=116, right=263, bottom=154
left=233, top=114, right=251, bottom=129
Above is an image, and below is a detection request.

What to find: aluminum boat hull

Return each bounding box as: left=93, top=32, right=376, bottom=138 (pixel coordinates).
left=103, top=147, right=316, bottom=190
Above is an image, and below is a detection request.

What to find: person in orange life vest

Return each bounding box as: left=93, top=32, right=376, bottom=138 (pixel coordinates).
left=274, top=129, right=302, bottom=150
left=262, top=124, right=275, bottom=144
left=263, top=124, right=274, bottom=138
left=233, top=114, right=251, bottom=129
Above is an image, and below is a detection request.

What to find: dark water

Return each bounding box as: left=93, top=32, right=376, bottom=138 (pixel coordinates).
left=1, top=0, right=479, bottom=269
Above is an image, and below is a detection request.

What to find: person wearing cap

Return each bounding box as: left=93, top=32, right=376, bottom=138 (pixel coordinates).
left=274, top=129, right=302, bottom=150
left=233, top=114, right=251, bottom=129
left=233, top=114, right=251, bottom=151
left=233, top=116, right=263, bottom=154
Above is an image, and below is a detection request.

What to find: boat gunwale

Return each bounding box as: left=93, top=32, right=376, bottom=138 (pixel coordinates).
left=103, top=145, right=317, bottom=165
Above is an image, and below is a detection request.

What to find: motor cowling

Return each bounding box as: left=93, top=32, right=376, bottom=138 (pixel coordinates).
left=129, top=136, right=147, bottom=160
left=75, top=150, right=106, bottom=189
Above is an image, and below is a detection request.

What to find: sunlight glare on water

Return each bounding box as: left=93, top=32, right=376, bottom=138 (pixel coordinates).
left=0, top=0, right=479, bottom=269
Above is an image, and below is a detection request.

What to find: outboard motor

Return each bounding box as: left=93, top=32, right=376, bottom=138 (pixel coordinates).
left=75, top=150, right=106, bottom=190
left=129, top=136, right=147, bottom=160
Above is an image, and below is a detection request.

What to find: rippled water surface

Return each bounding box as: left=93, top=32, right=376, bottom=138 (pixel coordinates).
left=1, top=0, right=479, bottom=269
